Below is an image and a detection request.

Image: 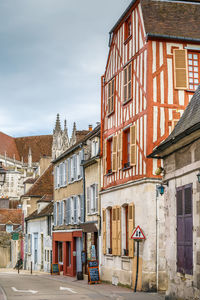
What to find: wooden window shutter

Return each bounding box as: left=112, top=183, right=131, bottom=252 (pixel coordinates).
left=112, top=206, right=117, bottom=255
left=128, top=203, right=135, bottom=257
left=173, top=49, right=188, bottom=89
left=112, top=135, right=117, bottom=172
left=118, top=132, right=123, bottom=170
left=103, top=140, right=107, bottom=175
left=53, top=203, right=57, bottom=226
left=130, top=124, right=137, bottom=166
left=87, top=187, right=90, bottom=215
left=102, top=209, right=106, bottom=255
left=116, top=206, right=121, bottom=256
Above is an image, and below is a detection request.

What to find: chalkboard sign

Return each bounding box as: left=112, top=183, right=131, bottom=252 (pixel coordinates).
left=88, top=260, right=98, bottom=268
left=51, top=263, right=60, bottom=275
left=88, top=260, right=100, bottom=284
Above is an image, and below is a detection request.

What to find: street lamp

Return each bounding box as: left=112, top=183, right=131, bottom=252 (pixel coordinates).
left=0, top=162, right=6, bottom=186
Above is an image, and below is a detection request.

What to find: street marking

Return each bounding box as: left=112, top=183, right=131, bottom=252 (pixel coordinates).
left=60, top=287, right=77, bottom=294
left=11, top=287, right=38, bottom=294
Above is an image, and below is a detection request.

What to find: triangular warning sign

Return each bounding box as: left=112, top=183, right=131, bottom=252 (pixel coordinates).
left=131, top=225, right=145, bottom=240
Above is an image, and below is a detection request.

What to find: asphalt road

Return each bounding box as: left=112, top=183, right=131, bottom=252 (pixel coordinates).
left=0, top=272, right=165, bottom=300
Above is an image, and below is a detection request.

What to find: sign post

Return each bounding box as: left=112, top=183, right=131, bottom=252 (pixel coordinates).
left=131, top=226, right=145, bottom=292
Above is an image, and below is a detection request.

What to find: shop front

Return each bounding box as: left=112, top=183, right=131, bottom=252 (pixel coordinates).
left=52, top=230, right=82, bottom=277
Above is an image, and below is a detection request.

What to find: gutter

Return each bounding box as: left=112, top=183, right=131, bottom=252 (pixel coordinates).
left=146, top=33, right=200, bottom=44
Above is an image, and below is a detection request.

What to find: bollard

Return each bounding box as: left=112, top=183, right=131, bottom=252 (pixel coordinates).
left=31, top=261, right=32, bottom=274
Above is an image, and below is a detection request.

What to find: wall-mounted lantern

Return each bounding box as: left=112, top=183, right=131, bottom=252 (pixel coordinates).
left=197, top=171, right=200, bottom=183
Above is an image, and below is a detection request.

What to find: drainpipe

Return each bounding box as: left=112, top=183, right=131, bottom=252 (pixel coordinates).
left=82, top=148, right=86, bottom=223
left=156, top=185, right=159, bottom=292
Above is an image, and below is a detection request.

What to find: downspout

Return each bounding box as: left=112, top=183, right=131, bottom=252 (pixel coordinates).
left=82, top=148, right=86, bottom=224
left=156, top=186, right=159, bottom=292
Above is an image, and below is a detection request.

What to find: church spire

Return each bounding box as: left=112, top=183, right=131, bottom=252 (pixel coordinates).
left=54, top=113, right=61, bottom=134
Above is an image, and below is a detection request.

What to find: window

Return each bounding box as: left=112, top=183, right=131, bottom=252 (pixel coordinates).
left=58, top=242, right=63, bottom=264
left=124, top=16, right=132, bottom=41
left=123, top=129, right=130, bottom=168
left=188, top=52, right=200, bottom=91
left=107, top=208, right=112, bottom=254
left=107, top=138, right=113, bottom=174
left=91, top=138, right=99, bottom=157
left=107, top=79, right=115, bottom=115
left=6, top=224, right=13, bottom=233
left=123, top=63, right=132, bottom=103
left=87, top=184, right=98, bottom=214
left=66, top=198, right=71, bottom=225
left=177, top=184, right=193, bottom=275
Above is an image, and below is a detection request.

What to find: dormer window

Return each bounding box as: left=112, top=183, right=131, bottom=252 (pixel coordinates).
left=6, top=224, right=13, bottom=233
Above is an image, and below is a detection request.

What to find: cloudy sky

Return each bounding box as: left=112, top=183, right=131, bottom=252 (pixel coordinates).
left=0, top=0, right=131, bottom=137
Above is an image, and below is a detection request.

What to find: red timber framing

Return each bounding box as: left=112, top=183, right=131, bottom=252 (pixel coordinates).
left=101, top=1, right=197, bottom=190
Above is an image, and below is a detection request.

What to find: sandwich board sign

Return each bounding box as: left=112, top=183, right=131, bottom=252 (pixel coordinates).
left=131, top=225, right=145, bottom=240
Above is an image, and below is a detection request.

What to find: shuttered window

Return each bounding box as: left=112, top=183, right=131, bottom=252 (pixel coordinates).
left=177, top=184, right=193, bottom=275
left=74, top=197, right=78, bottom=224
left=87, top=187, right=90, bottom=215
left=53, top=203, right=57, bottom=226
left=128, top=203, right=135, bottom=257
left=107, top=78, right=115, bottom=115
left=73, top=155, right=77, bottom=181
left=123, top=129, right=130, bottom=168
left=116, top=206, right=121, bottom=256
left=107, top=139, right=113, bottom=174
left=124, top=63, right=132, bottom=102
left=173, top=49, right=188, bottom=89
left=118, top=132, right=123, bottom=170
left=66, top=198, right=71, bottom=225
left=80, top=195, right=84, bottom=223
left=112, top=136, right=117, bottom=172
left=103, top=140, right=107, bottom=175
left=67, top=158, right=71, bottom=184
left=102, top=209, right=106, bottom=254
left=130, top=124, right=137, bottom=166
left=188, top=52, right=200, bottom=91
left=112, top=206, right=117, bottom=255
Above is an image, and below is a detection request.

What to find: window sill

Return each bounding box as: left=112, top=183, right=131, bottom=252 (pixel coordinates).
left=106, top=171, right=114, bottom=176
left=107, top=110, right=115, bottom=118
left=123, top=98, right=132, bottom=106
left=121, top=256, right=130, bottom=261
left=186, top=90, right=195, bottom=93
left=105, top=254, right=113, bottom=258
left=122, top=165, right=132, bottom=171
left=124, top=35, right=132, bottom=45
left=177, top=272, right=193, bottom=280
left=87, top=212, right=98, bottom=216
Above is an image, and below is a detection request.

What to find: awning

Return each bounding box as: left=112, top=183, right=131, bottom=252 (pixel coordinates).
left=79, top=222, right=98, bottom=233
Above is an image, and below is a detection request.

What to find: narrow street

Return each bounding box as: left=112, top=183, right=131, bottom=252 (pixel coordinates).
left=0, top=271, right=165, bottom=300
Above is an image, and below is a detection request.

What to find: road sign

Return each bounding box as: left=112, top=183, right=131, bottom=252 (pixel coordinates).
left=131, top=226, right=145, bottom=240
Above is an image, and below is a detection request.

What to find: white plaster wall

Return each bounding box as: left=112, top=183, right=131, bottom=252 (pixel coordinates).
left=100, top=180, right=166, bottom=290
left=26, top=217, right=52, bottom=273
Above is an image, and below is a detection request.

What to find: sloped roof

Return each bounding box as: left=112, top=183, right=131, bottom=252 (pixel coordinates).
left=25, top=202, right=53, bottom=221
left=110, top=0, right=200, bottom=43
left=0, top=132, right=52, bottom=163
left=0, top=209, right=22, bottom=225
left=23, top=178, right=37, bottom=184
left=142, top=0, right=200, bottom=41
left=149, top=85, right=200, bottom=157
left=0, top=132, right=20, bottom=161
left=23, top=164, right=53, bottom=197
left=15, top=135, right=52, bottom=163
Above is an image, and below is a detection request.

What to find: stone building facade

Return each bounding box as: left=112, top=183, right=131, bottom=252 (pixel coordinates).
left=150, top=86, right=200, bottom=299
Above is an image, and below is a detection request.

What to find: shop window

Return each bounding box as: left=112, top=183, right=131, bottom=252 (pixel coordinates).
left=188, top=52, right=200, bottom=91
left=58, top=242, right=63, bottom=264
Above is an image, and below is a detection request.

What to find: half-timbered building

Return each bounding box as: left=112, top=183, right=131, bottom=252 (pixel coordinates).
left=100, top=0, right=200, bottom=291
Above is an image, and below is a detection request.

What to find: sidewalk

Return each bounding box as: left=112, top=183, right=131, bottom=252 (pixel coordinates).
left=0, top=268, right=165, bottom=300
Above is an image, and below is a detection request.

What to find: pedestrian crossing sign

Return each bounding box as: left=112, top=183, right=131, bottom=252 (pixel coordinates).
left=131, top=225, right=145, bottom=240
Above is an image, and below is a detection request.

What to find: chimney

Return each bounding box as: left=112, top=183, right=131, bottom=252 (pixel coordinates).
left=88, top=124, right=93, bottom=132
